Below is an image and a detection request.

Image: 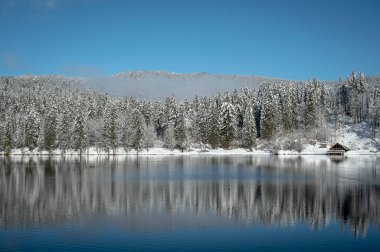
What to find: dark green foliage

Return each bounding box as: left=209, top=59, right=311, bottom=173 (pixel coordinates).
left=219, top=102, right=237, bottom=149
left=1, top=72, right=380, bottom=154
left=132, top=109, right=144, bottom=151
left=24, top=108, right=40, bottom=150
left=208, top=104, right=219, bottom=149
left=43, top=105, right=57, bottom=151
left=57, top=111, right=71, bottom=151
left=164, top=122, right=176, bottom=150
left=242, top=106, right=257, bottom=150
left=73, top=112, right=85, bottom=151
left=175, top=109, right=187, bottom=151
left=102, top=102, right=118, bottom=152
left=3, top=121, right=13, bottom=154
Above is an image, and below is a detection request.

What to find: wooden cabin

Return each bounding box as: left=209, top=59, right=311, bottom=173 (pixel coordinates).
left=327, top=143, right=350, bottom=156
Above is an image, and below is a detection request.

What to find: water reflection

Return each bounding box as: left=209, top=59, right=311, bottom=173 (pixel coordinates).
left=0, top=155, right=379, bottom=238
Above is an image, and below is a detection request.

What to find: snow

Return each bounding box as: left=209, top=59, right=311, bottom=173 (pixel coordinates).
left=329, top=122, right=380, bottom=155
left=0, top=147, right=270, bottom=156
left=1, top=145, right=378, bottom=157
left=278, top=144, right=329, bottom=155
left=1, top=121, right=379, bottom=157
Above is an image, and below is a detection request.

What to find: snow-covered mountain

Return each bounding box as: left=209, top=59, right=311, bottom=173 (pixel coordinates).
left=7, top=71, right=377, bottom=100
left=83, top=70, right=291, bottom=99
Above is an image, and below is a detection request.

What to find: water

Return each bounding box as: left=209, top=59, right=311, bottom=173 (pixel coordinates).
left=0, top=155, right=380, bottom=251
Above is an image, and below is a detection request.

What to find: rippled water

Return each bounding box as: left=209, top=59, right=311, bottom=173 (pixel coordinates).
left=1, top=155, right=380, bottom=251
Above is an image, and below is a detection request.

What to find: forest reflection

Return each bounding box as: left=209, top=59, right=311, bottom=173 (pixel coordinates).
left=0, top=155, right=379, bottom=238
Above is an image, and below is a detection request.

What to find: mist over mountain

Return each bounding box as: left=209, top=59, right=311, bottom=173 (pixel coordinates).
left=82, top=70, right=293, bottom=99
left=5, top=71, right=378, bottom=100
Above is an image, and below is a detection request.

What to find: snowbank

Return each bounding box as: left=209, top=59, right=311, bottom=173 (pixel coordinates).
left=1, top=145, right=379, bottom=156
left=0, top=147, right=271, bottom=156
left=1, top=122, right=379, bottom=156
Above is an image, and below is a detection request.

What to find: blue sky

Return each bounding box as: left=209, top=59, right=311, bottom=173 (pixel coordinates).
left=0, top=0, right=379, bottom=80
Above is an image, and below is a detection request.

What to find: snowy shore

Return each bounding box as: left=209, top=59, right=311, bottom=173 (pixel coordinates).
left=1, top=145, right=379, bottom=156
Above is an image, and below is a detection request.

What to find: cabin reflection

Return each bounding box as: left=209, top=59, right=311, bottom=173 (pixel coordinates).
left=0, top=156, right=379, bottom=238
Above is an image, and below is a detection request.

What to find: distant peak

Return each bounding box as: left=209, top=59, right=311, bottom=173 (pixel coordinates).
left=113, top=70, right=213, bottom=80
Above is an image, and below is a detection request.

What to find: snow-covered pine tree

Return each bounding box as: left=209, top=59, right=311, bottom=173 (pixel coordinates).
left=347, top=71, right=368, bottom=122
left=195, top=97, right=209, bottom=145
left=164, top=95, right=177, bottom=126
left=141, top=100, right=154, bottom=126
left=102, top=101, right=118, bottom=152
left=0, top=116, right=13, bottom=154
left=73, top=112, right=85, bottom=152
left=132, top=108, right=144, bottom=151
left=259, top=84, right=280, bottom=139
left=208, top=101, right=220, bottom=149
left=120, top=119, right=132, bottom=152
left=357, top=72, right=368, bottom=122
left=56, top=110, right=71, bottom=152
left=242, top=106, right=257, bottom=150
left=24, top=106, right=40, bottom=150
left=232, top=89, right=244, bottom=145
left=153, top=103, right=164, bottom=139
left=219, top=102, right=237, bottom=149
left=304, top=79, right=319, bottom=129
left=281, top=82, right=297, bottom=132
left=189, top=95, right=200, bottom=144
left=0, top=121, right=4, bottom=152
left=174, top=107, right=188, bottom=151
left=164, top=122, right=176, bottom=150
left=369, top=84, right=380, bottom=138
left=143, top=123, right=156, bottom=151
left=43, top=103, right=58, bottom=151
left=3, top=121, right=13, bottom=154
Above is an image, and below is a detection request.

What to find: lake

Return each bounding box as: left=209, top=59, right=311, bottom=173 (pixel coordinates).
left=0, top=155, right=380, bottom=251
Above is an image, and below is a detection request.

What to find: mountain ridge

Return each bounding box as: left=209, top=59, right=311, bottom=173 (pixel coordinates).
left=3, top=70, right=378, bottom=100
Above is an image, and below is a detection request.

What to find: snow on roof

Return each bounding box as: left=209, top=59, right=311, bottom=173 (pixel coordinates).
left=330, top=143, right=350, bottom=151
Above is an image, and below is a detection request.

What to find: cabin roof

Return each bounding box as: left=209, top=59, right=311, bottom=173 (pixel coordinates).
left=329, top=143, right=350, bottom=151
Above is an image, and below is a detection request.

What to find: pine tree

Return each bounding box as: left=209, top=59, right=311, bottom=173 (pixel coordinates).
left=164, top=95, right=177, bottom=126
left=370, top=85, right=380, bottom=138
left=197, top=99, right=209, bottom=145
left=102, top=102, right=118, bottom=152
left=281, top=83, right=297, bottom=132
left=304, top=79, right=319, bottom=129
left=73, top=112, right=85, bottom=152
left=24, top=107, right=40, bottom=150
left=208, top=102, right=219, bottom=148
left=242, top=106, right=257, bottom=150
left=2, top=120, right=13, bottom=154
left=121, top=118, right=132, bottom=152
left=57, top=111, right=71, bottom=152
left=219, top=102, right=237, bottom=149
left=260, top=84, right=280, bottom=140
left=143, top=123, right=156, bottom=151
left=164, top=122, right=176, bottom=150
left=132, top=109, right=144, bottom=151
left=43, top=103, right=58, bottom=151
left=0, top=122, right=4, bottom=152
left=174, top=108, right=188, bottom=151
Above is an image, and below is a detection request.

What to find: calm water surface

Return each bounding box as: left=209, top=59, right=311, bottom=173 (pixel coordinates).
left=0, top=155, right=380, bottom=251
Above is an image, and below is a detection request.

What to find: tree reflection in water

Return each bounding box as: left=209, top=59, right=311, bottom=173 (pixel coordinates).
left=0, top=155, right=379, bottom=238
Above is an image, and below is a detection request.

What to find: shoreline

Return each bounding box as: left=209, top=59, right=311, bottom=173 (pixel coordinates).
left=0, top=147, right=379, bottom=156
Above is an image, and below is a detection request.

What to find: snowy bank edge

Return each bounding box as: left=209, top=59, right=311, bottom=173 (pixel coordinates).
left=0, top=147, right=379, bottom=156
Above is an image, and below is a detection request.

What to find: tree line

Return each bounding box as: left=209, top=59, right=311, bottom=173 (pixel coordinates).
left=0, top=72, right=379, bottom=153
